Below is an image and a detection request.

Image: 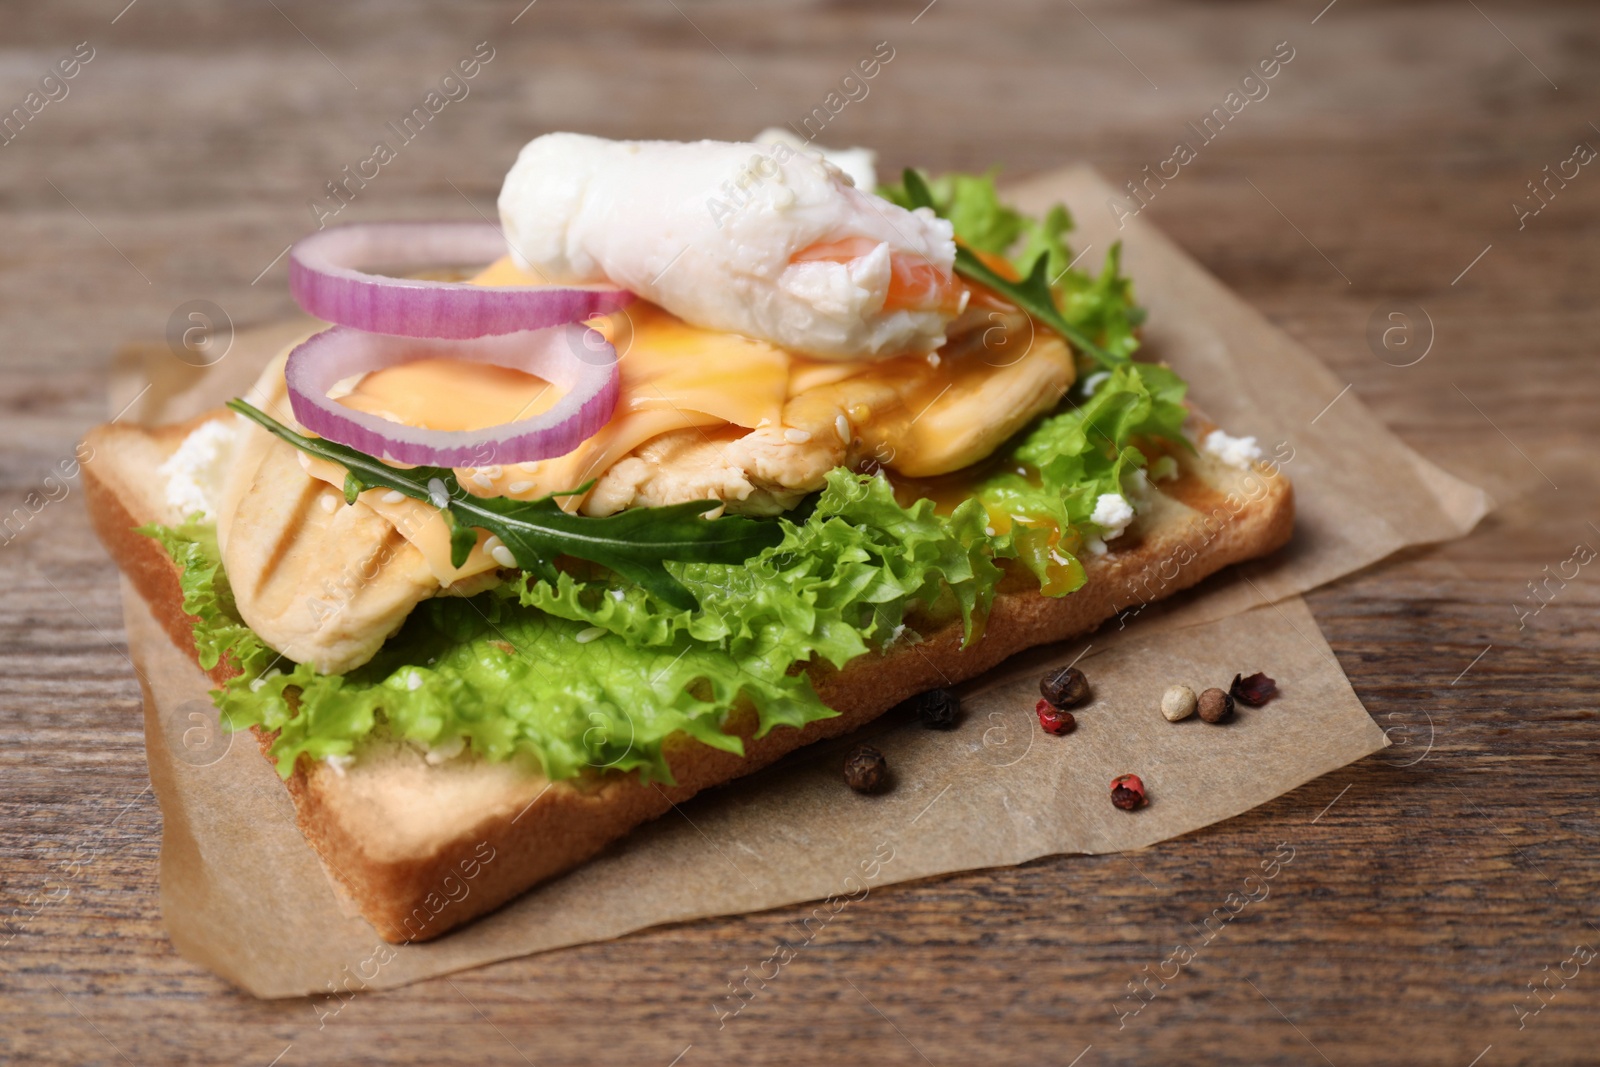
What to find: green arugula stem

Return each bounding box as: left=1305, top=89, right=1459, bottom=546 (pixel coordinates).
left=900, top=168, right=1127, bottom=371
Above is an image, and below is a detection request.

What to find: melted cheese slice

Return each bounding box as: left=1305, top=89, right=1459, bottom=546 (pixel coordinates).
left=331, top=268, right=791, bottom=507
left=295, top=256, right=1070, bottom=583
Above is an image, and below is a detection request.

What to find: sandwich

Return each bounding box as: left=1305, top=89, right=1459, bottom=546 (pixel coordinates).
left=83, top=131, right=1293, bottom=943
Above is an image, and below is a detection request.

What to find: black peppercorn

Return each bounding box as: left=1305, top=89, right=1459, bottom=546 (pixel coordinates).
left=843, top=745, right=888, bottom=793
left=1040, top=665, right=1090, bottom=708
left=913, top=687, right=961, bottom=729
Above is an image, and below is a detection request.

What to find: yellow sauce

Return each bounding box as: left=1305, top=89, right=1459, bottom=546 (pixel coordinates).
left=340, top=358, right=560, bottom=431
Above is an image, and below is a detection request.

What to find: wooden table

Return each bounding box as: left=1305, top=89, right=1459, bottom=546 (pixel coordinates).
left=3, top=1, right=1596, bottom=1063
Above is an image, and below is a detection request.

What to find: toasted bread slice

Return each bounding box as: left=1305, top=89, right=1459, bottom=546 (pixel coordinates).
left=83, top=409, right=1292, bottom=942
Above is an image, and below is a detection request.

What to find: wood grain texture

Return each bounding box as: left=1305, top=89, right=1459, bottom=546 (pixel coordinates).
left=1, top=1, right=1596, bottom=1064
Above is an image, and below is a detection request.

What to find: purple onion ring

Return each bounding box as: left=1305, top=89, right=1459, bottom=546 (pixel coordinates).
left=284, top=324, right=620, bottom=467
left=289, top=222, right=632, bottom=339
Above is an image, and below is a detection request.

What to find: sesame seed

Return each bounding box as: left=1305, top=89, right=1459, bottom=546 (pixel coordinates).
left=427, top=478, right=449, bottom=509
left=490, top=545, right=517, bottom=568
left=406, top=672, right=424, bottom=691
left=508, top=480, right=535, bottom=494
left=783, top=428, right=812, bottom=444
left=470, top=471, right=495, bottom=489
left=575, top=626, right=606, bottom=644
left=835, top=413, right=851, bottom=443
left=319, top=494, right=338, bottom=513
left=381, top=489, right=405, bottom=505
left=517, top=461, right=541, bottom=474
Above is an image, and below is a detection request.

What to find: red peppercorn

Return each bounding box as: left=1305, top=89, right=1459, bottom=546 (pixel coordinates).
left=1035, top=698, right=1076, bottom=734
left=1110, top=773, right=1146, bottom=811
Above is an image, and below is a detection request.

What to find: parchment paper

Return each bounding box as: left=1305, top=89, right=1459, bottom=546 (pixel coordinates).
left=109, top=167, right=1487, bottom=998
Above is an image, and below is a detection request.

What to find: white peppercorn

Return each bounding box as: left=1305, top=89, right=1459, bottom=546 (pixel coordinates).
left=1161, top=684, right=1197, bottom=722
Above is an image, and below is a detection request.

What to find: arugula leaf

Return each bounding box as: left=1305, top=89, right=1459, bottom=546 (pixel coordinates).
left=957, top=247, right=1128, bottom=371
left=227, top=399, right=782, bottom=609
left=887, top=168, right=1074, bottom=272
left=900, top=168, right=1126, bottom=371
left=894, top=165, right=937, bottom=212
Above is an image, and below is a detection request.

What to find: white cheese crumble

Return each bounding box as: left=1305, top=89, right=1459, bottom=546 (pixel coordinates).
left=158, top=418, right=241, bottom=521
left=1081, top=370, right=1111, bottom=397
left=424, top=736, right=465, bottom=765
left=1203, top=429, right=1263, bottom=470
left=1090, top=492, right=1135, bottom=541
left=248, top=667, right=282, bottom=694
left=881, top=622, right=913, bottom=650
left=324, top=754, right=355, bottom=776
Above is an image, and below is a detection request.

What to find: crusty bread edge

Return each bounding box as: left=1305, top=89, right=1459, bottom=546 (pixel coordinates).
left=83, top=416, right=1293, bottom=943
left=83, top=417, right=241, bottom=689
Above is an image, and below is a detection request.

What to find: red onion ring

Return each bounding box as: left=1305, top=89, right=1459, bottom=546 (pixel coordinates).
left=289, top=222, right=632, bottom=339
left=284, top=324, right=620, bottom=467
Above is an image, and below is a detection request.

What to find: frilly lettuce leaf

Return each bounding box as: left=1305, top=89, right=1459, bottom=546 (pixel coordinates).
left=144, top=365, right=1186, bottom=785
left=973, top=361, right=1189, bottom=586
left=521, top=469, right=1003, bottom=663
left=142, top=471, right=1003, bottom=783
left=138, top=519, right=274, bottom=678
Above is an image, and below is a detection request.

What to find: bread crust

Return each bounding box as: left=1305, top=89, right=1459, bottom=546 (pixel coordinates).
left=83, top=412, right=1292, bottom=942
